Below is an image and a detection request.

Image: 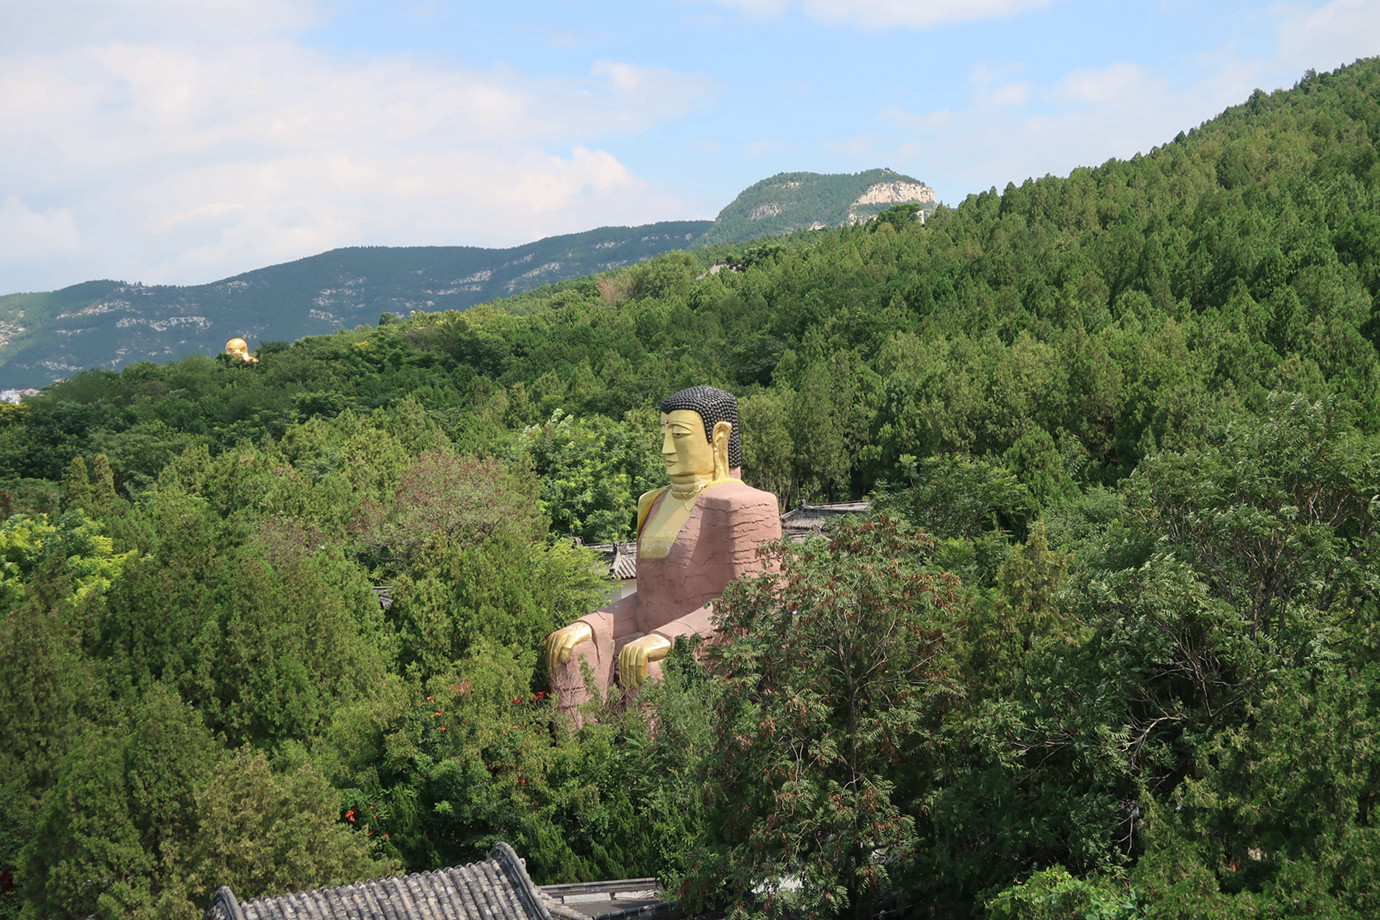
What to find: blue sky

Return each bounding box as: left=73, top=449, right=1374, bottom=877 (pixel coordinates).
left=3, top=0, right=1378, bottom=293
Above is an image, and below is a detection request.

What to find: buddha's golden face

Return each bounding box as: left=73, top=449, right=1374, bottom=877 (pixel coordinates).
left=661, top=409, right=714, bottom=488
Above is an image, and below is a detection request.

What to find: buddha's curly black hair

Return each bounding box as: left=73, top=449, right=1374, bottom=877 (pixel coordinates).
left=660, top=385, right=741, bottom=470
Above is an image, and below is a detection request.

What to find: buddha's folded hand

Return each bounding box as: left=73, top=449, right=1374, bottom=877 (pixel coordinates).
left=545, top=621, right=594, bottom=674
left=616, top=633, right=673, bottom=689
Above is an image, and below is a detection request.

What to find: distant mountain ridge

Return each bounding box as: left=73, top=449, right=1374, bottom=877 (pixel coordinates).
left=0, top=169, right=933, bottom=387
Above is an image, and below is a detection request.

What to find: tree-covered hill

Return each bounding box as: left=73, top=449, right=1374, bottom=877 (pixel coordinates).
left=696, top=167, right=935, bottom=245
left=3, top=58, right=1380, bottom=920
left=0, top=169, right=934, bottom=390
left=0, top=221, right=711, bottom=388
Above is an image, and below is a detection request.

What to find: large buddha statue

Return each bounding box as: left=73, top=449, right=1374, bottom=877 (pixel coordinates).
left=545, top=386, right=781, bottom=715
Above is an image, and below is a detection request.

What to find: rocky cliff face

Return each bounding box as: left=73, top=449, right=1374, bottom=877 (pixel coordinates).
left=848, top=181, right=935, bottom=221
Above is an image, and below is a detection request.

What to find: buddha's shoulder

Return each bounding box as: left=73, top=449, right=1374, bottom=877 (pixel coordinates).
left=636, top=487, right=670, bottom=537
left=700, top=480, right=778, bottom=514
left=637, top=486, right=669, bottom=513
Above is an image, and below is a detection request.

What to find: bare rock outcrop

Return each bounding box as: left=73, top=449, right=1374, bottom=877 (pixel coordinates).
left=848, top=181, right=936, bottom=223
left=851, top=181, right=936, bottom=208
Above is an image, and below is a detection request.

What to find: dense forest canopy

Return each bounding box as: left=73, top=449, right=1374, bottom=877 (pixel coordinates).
left=3, top=58, right=1380, bottom=920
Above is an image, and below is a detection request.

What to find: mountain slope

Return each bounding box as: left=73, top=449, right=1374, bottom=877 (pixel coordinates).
left=0, top=222, right=709, bottom=388
left=0, top=167, right=936, bottom=388
left=697, top=168, right=934, bottom=245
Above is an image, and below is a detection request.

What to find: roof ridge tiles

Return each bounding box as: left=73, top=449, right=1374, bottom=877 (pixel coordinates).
left=439, top=865, right=477, bottom=920
left=205, top=843, right=551, bottom=920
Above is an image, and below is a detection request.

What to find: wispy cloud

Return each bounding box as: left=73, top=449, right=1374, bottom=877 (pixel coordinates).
left=887, top=63, right=1213, bottom=197
left=701, top=0, right=790, bottom=19
left=1051, top=63, right=1157, bottom=106
left=880, top=0, right=1380, bottom=199
left=701, top=0, right=1050, bottom=28
left=5, top=0, right=1378, bottom=293
left=746, top=138, right=794, bottom=157
left=0, top=2, right=716, bottom=289
left=1271, top=0, right=1380, bottom=70
left=802, top=0, right=1050, bottom=29
left=1, top=0, right=322, bottom=52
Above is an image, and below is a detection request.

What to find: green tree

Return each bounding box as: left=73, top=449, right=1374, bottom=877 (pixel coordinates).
left=1125, top=393, right=1380, bottom=637
left=86, top=455, right=119, bottom=518
left=513, top=410, right=661, bottom=544
left=686, top=519, right=960, bottom=920
left=0, top=509, right=132, bottom=609
left=177, top=748, right=395, bottom=904
left=737, top=390, right=793, bottom=508
left=354, top=452, right=545, bottom=573
left=61, top=457, right=91, bottom=514
left=21, top=684, right=221, bottom=920
left=986, top=866, right=1143, bottom=920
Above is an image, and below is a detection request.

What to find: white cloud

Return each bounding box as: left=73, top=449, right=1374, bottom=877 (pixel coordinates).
left=1052, top=62, right=1156, bottom=105
left=0, top=3, right=716, bottom=290
left=701, top=0, right=790, bottom=18
left=803, top=0, right=1050, bottom=28
left=991, top=81, right=1033, bottom=106
left=0, top=197, right=84, bottom=260
left=886, top=60, right=1207, bottom=197
left=700, top=0, right=1050, bottom=28
left=1272, top=0, right=1380, bottom=69
left=746, top=138, right=793, bottom=157
left=881, top=106, right=952, bottom=131
left=828, top=133, right=878, bottom=157
left=1, top=0, right=322, bottom=52
left=966, top=61, right=1033, bottom=106
left=879, top=1, right=1380, bottom=201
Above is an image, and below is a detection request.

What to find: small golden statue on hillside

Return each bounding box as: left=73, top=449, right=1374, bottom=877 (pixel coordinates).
left=225, top=338, right=258, bottom=363
left=546, top=386, right=781, bottom=718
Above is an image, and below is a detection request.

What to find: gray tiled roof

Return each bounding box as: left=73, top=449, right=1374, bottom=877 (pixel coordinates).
left=608, top=543, right=638, bottom=581
left=205, top=843, right=550, bottom=920
left=779, top=501, right=870, bottom=538
left=585, top=543, right=638, bottom=581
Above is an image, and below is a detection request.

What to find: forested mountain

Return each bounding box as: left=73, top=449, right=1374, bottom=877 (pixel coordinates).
left=0, top=221, right=710, bottom=388
left=3, top=59, right=1380, bottom=920
left=696, top=167, right=934, bottom=245
left=0, top=168, right=931, bottom=389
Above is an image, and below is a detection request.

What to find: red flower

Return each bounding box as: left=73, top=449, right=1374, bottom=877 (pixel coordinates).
left=345, top=809, right=357, bottom=823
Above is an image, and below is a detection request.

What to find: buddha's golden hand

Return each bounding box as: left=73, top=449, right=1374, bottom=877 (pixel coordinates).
left=616, top=634, right=673, bottom=689
left=545, top=622, right=594, bottom=674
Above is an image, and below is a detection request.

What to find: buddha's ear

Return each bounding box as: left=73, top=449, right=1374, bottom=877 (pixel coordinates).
left=712, top=420, right=732, bottom=480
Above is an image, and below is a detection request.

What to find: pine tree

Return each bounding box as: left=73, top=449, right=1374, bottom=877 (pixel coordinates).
left=60, top=457, right=91, bottom=515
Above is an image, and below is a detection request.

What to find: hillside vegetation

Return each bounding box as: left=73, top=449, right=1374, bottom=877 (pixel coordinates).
left=0, top=222, right=711, bottom=388
left=3, top=59, right=1380, bottom=920
left=696, top=167, right=934, bottom=245
left=0, top=169, right=931, bottom=389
